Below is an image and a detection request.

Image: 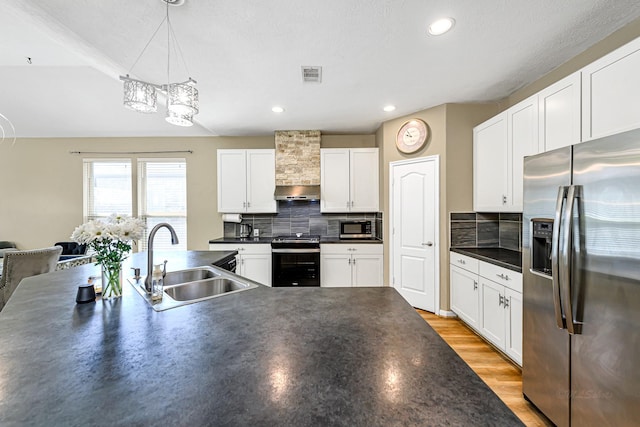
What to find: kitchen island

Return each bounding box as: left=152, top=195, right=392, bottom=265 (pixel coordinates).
left=0, top=251, right=522, bottom=426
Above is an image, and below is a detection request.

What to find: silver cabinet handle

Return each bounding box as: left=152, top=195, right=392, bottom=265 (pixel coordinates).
left=504, top=296, right=510, bottom=309
left=499, top=294, right=504, bottom=306
left=352, top=258, right=356, bottom=265
left=457, top=259, right=466, bottom=265
left=351, top=201, right=354, bottom=207
left=247, top=201, right=250, bottom=208
left=422, top=242, right=433, bottom=246
left=243, top=201, right=246, bottom=208
left=473, top=280, right=478, bottom=290
left=495, top=273, right=510, bottom=281
left=502, top=195, right=507, bottom=205
left=348, top=258, right=351, bottom=264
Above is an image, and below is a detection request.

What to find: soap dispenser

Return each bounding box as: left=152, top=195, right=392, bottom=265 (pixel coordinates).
left=151, top=264, right=164, bottom=302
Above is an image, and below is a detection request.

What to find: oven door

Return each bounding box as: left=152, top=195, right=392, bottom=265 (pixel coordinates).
left=271, top=248, right=320, bottom=287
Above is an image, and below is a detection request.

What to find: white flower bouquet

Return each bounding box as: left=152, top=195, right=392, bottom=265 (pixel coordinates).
left=71, top=214, right=146, bottom=298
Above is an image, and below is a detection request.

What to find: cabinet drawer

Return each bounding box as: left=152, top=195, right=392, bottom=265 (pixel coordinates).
left=449, top=252, right=479, bottom=274
left=321, top=243, right=383, bottom=255
left=479, top=262, right=522, bottom=293
left=209, top=243, right=271, bottom=255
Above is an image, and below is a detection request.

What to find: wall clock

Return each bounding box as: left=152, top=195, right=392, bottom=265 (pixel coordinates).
left=396, top=118, right=429, bottom=154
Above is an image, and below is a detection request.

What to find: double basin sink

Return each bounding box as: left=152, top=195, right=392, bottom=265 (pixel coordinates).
left=129, top=266, right=259, bottom=311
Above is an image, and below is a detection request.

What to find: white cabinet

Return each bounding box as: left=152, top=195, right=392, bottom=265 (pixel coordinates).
left=208, top=243, right=272, bottom=286
left=474, top=96, right=539, bottom=212
left=449, top=252, right=480, bottom=331
left=217, top=149, right=277, bottom=213
left=582, top=37, right=640, bottom=141
left=504, top=287, right=523, bottom=365
left=538, top=72, right=581, bottom=152
left=449, top=251, right=522, bottom=366
left=478, top=262, right=523, bottom=366
left=473, top=113, right=508, bottom=211
left=320, top=148, right=379, bottom=213
left=480, top=277, right=506, bottom=349
left=508, top=95, right=539, bottom=210
left=320, top=244, right=383, bottom=287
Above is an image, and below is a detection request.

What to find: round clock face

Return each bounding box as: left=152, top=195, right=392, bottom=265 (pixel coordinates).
left=396, top=119, right=429, bottom=153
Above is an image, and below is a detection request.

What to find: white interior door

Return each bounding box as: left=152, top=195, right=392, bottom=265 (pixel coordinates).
left=391, top=156, right=439, bottom=312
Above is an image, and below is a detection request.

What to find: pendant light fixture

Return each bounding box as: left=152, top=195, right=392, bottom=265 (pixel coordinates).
left=119, top=0, right=198, bottom=126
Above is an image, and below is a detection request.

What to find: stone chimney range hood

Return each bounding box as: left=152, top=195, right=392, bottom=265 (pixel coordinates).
left=274, top=130, right=321, bottom=201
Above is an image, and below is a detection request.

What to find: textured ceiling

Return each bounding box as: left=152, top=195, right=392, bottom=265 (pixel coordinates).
left=2, top=0, right=640, bottom=138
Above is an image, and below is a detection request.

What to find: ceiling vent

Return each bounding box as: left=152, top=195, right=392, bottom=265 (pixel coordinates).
left=301, top=66, right=322, bottom=83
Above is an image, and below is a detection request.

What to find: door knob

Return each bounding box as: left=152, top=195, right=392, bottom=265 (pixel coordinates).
left=422, top=242, right=433, bottom=246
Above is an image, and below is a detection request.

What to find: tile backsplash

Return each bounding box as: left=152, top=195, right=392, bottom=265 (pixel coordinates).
left=450, top=212, right=522, bottom=251
left=224, top=200, right=382, bottom=239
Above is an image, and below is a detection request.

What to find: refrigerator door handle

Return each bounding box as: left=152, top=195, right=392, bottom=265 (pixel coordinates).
left=551, top=186, right=567, bottom=330
left=562, top=185, right=582, bottom=335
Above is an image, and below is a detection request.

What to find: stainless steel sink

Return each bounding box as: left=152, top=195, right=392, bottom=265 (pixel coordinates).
left=129, top=266, right=260, bottom=311
left=163, top=267, right=219, bottom=285
left=165, top=277, right=250, bottom=301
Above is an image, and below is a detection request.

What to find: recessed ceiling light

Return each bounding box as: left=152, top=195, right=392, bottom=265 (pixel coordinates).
left=272, top=106, right=285, bottom=113
left=428, top=18, right=455, bottom=36
left=383, top=105, right=396, bottom=112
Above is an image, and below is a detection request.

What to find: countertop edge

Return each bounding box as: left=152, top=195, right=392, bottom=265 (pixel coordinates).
left=209, top=238, right=383, bottom=244
left=450, top=247, right=522, bottom=273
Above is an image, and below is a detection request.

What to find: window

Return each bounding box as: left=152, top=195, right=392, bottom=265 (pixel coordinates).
left=83, top=158, right=187, bottom=252
left=83, top=160, right=132, bottom=220
left=138, top=159, right=187, bottom=251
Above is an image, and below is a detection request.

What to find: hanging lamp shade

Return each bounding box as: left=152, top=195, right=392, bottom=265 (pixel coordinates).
left=122, top=78, right=157, bottom=113
left=165, top=109, right=194, bottom=127
left=167, top=82, right=199, bottom=116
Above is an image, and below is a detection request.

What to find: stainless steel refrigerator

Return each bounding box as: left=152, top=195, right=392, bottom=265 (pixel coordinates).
left=522, top=128, right=640, bottom=427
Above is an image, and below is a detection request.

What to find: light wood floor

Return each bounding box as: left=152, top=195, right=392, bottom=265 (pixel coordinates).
left=416, top=310, right=553, bottom=427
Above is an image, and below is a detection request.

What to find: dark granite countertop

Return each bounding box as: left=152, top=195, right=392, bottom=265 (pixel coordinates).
left=0, top=251, right=521, bottom=426
left=210, top=237, right=383, bottom=244
left=320, top=237, right=383, bottom=244
left=209, top=237, right=274, bottom=244
left=450, top=247, right=522, bottom=273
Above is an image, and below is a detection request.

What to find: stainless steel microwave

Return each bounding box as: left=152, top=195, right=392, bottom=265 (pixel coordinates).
left=339, top=220, right=373, bottom=239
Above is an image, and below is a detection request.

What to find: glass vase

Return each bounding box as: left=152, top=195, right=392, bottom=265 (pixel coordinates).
left=101, top=263, right=123, bottom=299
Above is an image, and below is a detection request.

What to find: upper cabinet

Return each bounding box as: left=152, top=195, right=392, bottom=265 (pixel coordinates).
left=582, top=37, right=640, bottom=142
left=217, top=149, right=277, bottom=213
left=538, top=72, right=582, bottom=152
left=474, top=95, right=539, bottom=212
left=473, top=113, right=508, bottom=212
left=474, top=37, right=640, bottom=213
left=508, top=95, right=539, bottom=210
left=321, top=148, right=379, bottom=213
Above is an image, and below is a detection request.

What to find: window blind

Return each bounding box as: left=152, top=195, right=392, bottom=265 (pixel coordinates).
left=83, top=160, right=132, bottom=220
left=138, top=159, right=187, bottom=251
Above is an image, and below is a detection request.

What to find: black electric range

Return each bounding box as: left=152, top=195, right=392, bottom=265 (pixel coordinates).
left=271, top=235, right=320, bottom=287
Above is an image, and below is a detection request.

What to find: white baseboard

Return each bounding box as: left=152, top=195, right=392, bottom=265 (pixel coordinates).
left=439, top=310, right=457, bottom=318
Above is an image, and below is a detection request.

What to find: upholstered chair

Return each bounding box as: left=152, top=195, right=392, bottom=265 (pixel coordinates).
left=53, top=242, right=87, bottom=256
left=0, top=246, right=62, bottom=311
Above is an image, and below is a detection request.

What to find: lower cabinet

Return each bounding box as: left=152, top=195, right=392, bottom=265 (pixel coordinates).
left=320, top=244, right=383, bottom=287
left=450, top=251, right=522, bottom=366
left=208, top=243, right=272, bottom=286
left=450, top=264, right=480, bottom=331
left=479, top=278, right=523, bottom=365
